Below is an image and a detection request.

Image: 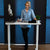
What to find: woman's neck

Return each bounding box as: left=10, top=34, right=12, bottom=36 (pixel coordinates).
left=25, top=8, right=29, bottom=10
left=25, top=8, right=28, bottom=12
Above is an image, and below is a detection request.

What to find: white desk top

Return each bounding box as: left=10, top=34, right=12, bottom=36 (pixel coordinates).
left=5, top=21, right=41, bottom=25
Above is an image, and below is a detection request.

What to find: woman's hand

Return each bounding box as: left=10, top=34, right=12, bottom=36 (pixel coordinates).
left=20, top=18, right=22, bottom=21
left=17, top=18, right=22, bottom=22
left=34, top=18, right=37, bottom=20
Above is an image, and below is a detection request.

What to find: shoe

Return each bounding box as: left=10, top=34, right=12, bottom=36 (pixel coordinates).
left=24, top=44, right=28, bottom=50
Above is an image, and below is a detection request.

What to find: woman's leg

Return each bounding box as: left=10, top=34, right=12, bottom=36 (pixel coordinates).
left=22, top=28, right=29, bottom=50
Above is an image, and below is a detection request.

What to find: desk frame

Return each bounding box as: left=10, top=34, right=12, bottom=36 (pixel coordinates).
left=5, top=22, right=41, bottom=50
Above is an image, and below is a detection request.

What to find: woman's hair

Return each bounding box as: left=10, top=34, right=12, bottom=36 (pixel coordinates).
left=25, top=1, right=31, bottom=8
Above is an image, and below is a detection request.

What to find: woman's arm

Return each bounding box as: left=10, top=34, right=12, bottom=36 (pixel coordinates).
left=21, top=10, right=24, bottom=20
left=31, top=9, right=37, bottom=20
left=17, top=10, right=24, bottom=22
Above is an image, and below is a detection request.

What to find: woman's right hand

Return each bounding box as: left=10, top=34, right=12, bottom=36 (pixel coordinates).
left=17, top=18, right=22, bottom=22
left=20, top=18, right=22, bottom=21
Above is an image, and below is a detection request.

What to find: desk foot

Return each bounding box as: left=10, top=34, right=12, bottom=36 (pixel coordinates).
left=35, top=48, right=37, bottom=50
left=10, top=48, right=11, bottom=50
left=8, top=48, right=11, bottom=50
left=35, top=48, right=36, bottom=50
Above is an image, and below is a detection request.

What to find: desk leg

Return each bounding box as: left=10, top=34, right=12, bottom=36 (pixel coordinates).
left=35, top=25, right=39, bottom=50
left=8, top=25, right=11, bottom=50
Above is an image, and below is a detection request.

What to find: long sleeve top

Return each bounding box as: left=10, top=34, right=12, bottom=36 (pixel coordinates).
left=20, top=8, right=36, bottom=28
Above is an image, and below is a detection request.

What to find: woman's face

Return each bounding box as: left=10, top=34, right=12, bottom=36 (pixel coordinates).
left=25, top=3, right=29, bottom=9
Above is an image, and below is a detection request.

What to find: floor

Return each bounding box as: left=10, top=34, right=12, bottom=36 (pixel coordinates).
left=0, top=44, right=50, bottom=50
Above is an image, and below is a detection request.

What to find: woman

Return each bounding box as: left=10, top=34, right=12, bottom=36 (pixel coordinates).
left=17, top=1, right=37, bottom=50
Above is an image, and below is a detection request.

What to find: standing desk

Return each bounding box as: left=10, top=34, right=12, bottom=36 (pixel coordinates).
left=5, top=21, right=41, bottom=50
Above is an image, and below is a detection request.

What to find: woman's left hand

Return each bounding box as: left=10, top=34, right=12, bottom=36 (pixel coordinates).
left=34, top=18, right=37, bottom=20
